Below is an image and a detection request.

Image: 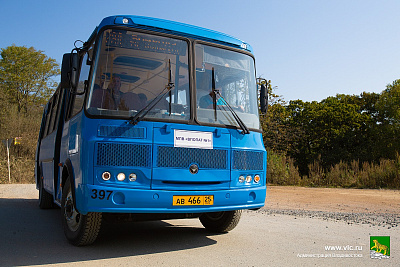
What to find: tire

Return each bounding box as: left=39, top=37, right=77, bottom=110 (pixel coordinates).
left=38, top=177, right=54, bottom=209
left=61, top=177, right=102, bottom=246
left=199, top=210, right=242, bottom=233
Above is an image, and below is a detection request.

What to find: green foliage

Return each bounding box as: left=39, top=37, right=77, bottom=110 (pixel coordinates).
left=0, top=45, right=60, bottom=113
left=261, top=86, right=302, bottom=155
left=266, top=152, right=400, bottom=189
left=285, top=96, right=375, bottom=174
left=262, top=79, right=400, bottom=189
left=377, top=80, right=400, bottom=124
left=266, top=150, right=301, bottom=185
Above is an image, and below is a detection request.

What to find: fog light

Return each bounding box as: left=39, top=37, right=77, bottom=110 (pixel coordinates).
left=117, top=173, right=126, bottom=181
left=129, top=173, right=137, bottom=182
left=102, top=172, right=111, bottom=181
left=254, top=175, right=260, bottom=183
left=246, top=175, right=252, bottom=183
left=239, top=175, right=245, bottom=183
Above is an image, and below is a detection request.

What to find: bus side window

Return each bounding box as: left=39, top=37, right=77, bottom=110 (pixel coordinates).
left=43, top=98, right=54, bottom=137
left=69, top=53, right=91, bottom=118
left=52, top=89, right=64, bottom=132
left=41, top=105, right=49, bottom=139
left=47, top=91, right=60, bottom=134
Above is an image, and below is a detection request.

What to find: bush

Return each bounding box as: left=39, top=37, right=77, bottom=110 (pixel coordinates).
left=0, top=105, right=41, bottom=184
left=266, top=150, right=400, bottom=189
left=0, top=157, right=35, bottom=184
left=267, top=151, right=301, bottom=185
left=357, top=157, right=400, bottom=189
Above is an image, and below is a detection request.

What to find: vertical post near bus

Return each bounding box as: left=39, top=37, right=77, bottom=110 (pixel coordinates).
left=2, top=138, right=13, bottom=183
left=36, top=15, right=267, bottom=246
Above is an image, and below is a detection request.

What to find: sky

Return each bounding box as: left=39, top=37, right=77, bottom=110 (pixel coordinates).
left=1, top=0, right=400, bottom=102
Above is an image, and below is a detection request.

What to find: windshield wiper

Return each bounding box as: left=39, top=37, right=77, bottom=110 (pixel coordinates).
left=211, top=68, right=250, bottom=135
left=130, top=60, right=175, bottom=125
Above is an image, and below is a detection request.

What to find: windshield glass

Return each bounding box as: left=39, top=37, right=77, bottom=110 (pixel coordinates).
left=87, top=29, right=190, bottom=121
left=195, top=44, right=259, bottom=129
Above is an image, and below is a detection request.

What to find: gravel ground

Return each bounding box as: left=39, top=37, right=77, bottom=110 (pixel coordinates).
left=256, top=208, right=400, bottom=228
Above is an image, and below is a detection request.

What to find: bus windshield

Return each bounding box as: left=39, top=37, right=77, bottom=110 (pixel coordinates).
left=87, top=29, right=190, bottom=121
left=195, top=44, right=260, bottom=129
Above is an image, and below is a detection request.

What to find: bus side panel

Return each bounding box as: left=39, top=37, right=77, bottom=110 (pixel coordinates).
left=35, top=107, right=48, bottom=189
left=65, top=113, right=85, bottom=211
left=39, top=131, right=57, bottom=193
left=57, top=118, right=71, bottom=202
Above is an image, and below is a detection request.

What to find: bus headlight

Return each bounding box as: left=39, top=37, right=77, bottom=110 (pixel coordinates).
left=254, top=175, right=260, bottom=183
left=246, top=175, right=252, bottom=183
left=102, top=172, right=111, bottom=181
left=117, top=173, right=126, bottom=181
left=129, top=173, right=137, bottom=182
left=238, top=175, right=245, bottom=183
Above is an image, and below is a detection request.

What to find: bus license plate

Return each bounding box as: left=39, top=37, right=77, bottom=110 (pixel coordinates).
left=173, top=195, right=214, bottom=206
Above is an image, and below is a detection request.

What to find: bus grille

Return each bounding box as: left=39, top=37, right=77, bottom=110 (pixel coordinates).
left=98, top=125, right=145, bottom=139
left=157, top=146, right=227, bottom=169
left=233, top=150, right=264, bottom=170
left=96, top=142, right=151, bottom=167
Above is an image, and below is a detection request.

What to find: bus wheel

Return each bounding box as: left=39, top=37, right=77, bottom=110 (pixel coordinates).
left=199, top=210, right=242, bottom=233
left=39, top=177, right=53, bottom=209
left=61, top=178, right=102, bottom=246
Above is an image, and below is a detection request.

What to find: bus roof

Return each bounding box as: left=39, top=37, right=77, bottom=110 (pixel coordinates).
left=96, top=15, right=253, bottom=53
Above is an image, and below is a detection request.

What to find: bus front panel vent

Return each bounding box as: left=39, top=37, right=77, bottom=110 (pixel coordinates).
left=98, top=125, right=145, bottom=139
left=232, top=150, right=264, bottom=171
left=156, top=146, right=227, bottom=169
left=96, top=142, right=151, bottom=167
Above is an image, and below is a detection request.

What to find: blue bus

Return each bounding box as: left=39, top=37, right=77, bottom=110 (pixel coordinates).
left=36, top=15, right=268, bottom=246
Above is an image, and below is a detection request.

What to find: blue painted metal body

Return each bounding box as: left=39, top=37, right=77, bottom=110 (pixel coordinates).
left=36, top=15, right=266, bottom=215
left=99, top=16, right=253, bottom=52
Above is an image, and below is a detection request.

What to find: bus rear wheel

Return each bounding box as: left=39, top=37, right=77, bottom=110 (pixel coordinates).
left=61, top=178, right=102, bottom=246
left=199, top=210, right=242, bottom=233
left=38, top=177, right=54, bottom=209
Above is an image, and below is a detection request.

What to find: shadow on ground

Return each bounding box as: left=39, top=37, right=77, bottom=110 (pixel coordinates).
left=0, top=198, right=218, bottom=266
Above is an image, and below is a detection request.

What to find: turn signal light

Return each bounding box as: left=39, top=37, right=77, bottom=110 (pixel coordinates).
left=129, top=173, right=137, bottom=182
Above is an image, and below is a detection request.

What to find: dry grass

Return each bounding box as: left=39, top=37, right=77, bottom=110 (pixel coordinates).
left=0, top=158, right=35, bottom=184
left=267, top=151, right=400, bottom=189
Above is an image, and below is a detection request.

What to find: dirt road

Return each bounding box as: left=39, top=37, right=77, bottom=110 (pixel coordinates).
left=265, top=185, right=400, bottom=214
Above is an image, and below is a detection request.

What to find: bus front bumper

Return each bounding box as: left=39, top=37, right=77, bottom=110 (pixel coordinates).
left=76, top=185, right=266, bottom=215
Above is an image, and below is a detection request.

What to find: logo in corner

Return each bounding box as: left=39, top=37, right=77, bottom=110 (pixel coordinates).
left=370, top=236, right=390, bottom=259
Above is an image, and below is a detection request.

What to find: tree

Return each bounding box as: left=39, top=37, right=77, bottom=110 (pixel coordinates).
left=0, top=45, right=60, bottom=113
left=0, top=46, right=60, bottom=183
left=375, top=80, right=400, bottom=159
left=378, top=79, right=400, bottom=125
left=284, top=95, right=375, bottom=175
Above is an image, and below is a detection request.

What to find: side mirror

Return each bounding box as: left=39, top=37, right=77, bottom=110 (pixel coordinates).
left=260, top=83, right=268, bottom=114
left=60, top=53, right=79, bottom=90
